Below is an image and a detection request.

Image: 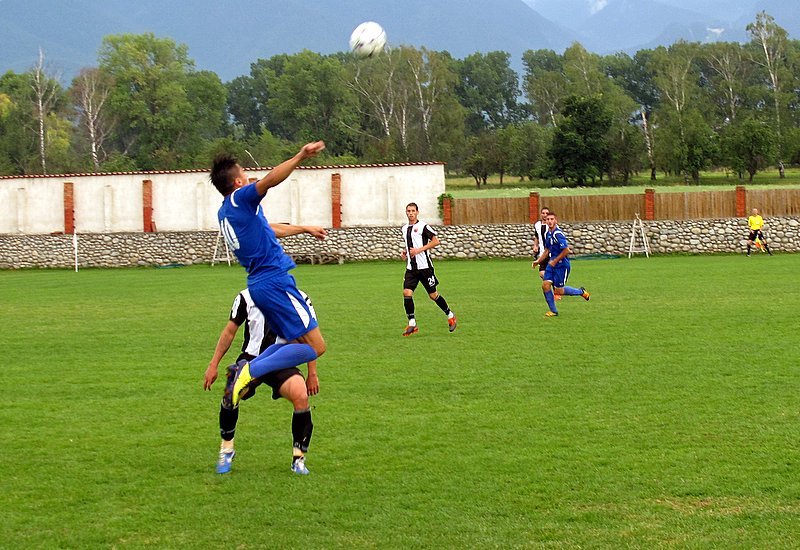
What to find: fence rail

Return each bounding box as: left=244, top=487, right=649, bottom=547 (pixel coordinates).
left=449, top=187, right=800, bottom=225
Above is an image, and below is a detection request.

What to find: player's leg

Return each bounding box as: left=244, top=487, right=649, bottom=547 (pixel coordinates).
left=279, top=375, right=313, bottom=475
left=541, top=266, right=558, bottom=315
left=216, top=363, right=241, bottom=474
left=424, top=270, right=456, bottom=332
left=233, top=279, right=320, bottom=407
left=403, top=271, right=419, bottom=336
left=559, top=266, right=589, bottom=299
left=759, top=231, right=773, bottom=255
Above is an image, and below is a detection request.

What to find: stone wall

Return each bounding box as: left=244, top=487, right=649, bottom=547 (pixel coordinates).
left=1, top=217, right=798, bottom=268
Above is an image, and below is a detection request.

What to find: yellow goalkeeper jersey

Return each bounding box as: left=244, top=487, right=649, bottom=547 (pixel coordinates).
left=748, top=215, right=764, bottom=231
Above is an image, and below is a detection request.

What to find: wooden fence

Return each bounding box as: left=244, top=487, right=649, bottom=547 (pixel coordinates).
left=449, top=187, right=800, bottom=225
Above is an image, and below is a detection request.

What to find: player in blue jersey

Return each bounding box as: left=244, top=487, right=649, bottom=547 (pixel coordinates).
left=534, top=212, right=590, bottom=317
left=210, top=142, right=327, bottom=474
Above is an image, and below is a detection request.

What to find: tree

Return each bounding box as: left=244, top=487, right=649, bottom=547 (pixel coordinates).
left=720, top=117, right=777, bottom=182
left=99, top=33, right=226, bottom=169
left=604, top=50, right=661, bottom=180
left=267, top=51, right=358, bottom=154
left=699, top=42, right=750, bottom=124
left=549, top=95, right=612, bottom=185
left=30, top=49, right=62, bottom=174
left=747, top=11, right=788, bottom=167
left=522, top=49, right=566, bottom=127
left=651, top=42, right=701, bottom=182
left=505, top=122, right=551, bottom=180
left=71, top=67, right=114, bottom=171
left=456, top=51, right=523, bottom=133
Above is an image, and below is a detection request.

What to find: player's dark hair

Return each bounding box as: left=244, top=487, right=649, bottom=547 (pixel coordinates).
left=210, top=154, right=239, bottom=196
left=547, top=211, right=557, bottom=218
left=406, top=202, right=419, bottom=211
left=541, top=206, right=550, bottom=213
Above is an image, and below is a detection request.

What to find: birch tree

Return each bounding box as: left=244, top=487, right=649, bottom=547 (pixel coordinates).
left=30, top=48, right=61, bottom=174
left=747, top=11, right=788, bottom=170
left=72, top=68, right=113, bottom=171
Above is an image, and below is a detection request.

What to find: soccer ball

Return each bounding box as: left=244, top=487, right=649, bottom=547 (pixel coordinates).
left=349, top=21, right=387, bottom=59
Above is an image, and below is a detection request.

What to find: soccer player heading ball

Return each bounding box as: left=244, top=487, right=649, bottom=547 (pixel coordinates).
left=210, top=142, right=327, bottom=474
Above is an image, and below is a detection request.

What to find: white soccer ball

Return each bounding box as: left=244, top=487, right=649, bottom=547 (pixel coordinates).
left=349, top=21, right=387, bottom=59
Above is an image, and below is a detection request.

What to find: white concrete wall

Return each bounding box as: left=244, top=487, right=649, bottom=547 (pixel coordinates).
left=0, top=164, right=445, bottom=234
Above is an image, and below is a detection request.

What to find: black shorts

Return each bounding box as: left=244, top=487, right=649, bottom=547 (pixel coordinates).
left=404, top=268, right=439, bottom=293
left=257, top=367, right=303, bottom=400
left=225, top=359, right=303, bottom=405
left=748, top=230, right=764, bottom=241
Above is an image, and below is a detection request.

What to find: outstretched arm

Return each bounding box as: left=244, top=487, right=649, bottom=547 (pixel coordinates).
left=270, top=223, right=327, bottom=240
left=255, top=141, right=326, bottom=195
left=204, top=320, right=239, bottom=391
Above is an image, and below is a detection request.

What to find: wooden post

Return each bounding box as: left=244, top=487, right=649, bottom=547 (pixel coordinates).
left=528, top=192, right=540, bottom=224
left=63, top=181, right=75, bottom=234
left=735, top=185, right=747, bottom=217
left=644, top=188, right=655, bottom=221
left=331, top=173, right=342, bottom=229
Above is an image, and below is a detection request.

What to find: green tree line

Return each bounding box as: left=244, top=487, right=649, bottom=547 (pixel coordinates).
left=1, top=11, right=798, bottom=186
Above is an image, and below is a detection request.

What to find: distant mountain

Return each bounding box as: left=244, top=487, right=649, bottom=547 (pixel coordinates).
left=1, top=0, right=798, bottom=84
left=576, top=0, right=717, bottom=53
left=0, top=0, right=576, bottom=82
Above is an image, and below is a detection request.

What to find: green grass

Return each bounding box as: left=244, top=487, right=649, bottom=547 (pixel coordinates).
left=2, top=256, right=800, bottom=548
left=447, top=167, right=800, bottom=198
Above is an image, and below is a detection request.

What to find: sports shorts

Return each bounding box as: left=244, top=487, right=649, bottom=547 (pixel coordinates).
left=248, top=273, right=318, bottom=341
left=223, top=358, right=303, bottom=408
left=748, top=230, right=764, bottom=242
left=543, top=262, right=571, bottom=288
left=404, top=268, right=439, bottom=293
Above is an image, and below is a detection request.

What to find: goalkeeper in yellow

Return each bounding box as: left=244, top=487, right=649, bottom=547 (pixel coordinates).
left=746, top=208, right=773, bottom=256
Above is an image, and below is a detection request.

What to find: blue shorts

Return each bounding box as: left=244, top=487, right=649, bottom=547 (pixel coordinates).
left=543, top=263, right=570, bottom=288
left=248, top=273, right=319, bottom=341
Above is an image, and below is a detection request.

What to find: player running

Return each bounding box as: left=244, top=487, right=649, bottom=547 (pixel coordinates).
left=534, top=211, right=590, bottom=317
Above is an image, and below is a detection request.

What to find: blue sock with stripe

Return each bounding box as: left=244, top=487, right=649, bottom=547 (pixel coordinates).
left=544, top=289, right=557, bottom=312
left=563, top=286, right=583, bottom=296
left=249, top=343, right=317, bottom=378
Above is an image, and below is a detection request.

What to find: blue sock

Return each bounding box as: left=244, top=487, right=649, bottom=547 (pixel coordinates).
left=544, top=289, right=557, bottom=312
left=249, top=343, right=317, bottom=378
left=563, top=286, right=583, bottom=296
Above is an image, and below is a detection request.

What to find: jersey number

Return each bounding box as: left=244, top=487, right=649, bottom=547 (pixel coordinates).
left=220, top=218, right=240, bottom=251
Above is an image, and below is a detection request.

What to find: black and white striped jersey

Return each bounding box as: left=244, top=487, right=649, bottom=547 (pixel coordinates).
left=230, top=288, right=276, bottom=362
left=402, top=220, right=436, bottom=270
left=534, top=220, right=547, bottom=257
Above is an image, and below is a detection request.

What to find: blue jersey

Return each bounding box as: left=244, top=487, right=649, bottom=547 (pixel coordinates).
left=218, top=184, right=296, bottom=280
left=545, top=226, right=571, bottom=268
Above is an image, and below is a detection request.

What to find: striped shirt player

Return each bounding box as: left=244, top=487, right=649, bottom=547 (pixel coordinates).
left=535, top=211, right=591, bottom=317
left=532, top=206, right=551, bottom=276
left=400, top=202, right=457, bottom=336
left=203, top=288, right=319, bottom=475
left=210, top=143, right=327, bottom=475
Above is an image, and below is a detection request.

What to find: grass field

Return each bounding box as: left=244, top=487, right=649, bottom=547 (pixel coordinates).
left=2, top=256, right=800, bottom=548
left=446, top=167, right=800, bottom=198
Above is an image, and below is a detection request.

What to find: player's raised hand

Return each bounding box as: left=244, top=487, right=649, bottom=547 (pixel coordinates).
left=305, top=226, right=328, bottom=240
left=300, top=141, right=326, bottom=159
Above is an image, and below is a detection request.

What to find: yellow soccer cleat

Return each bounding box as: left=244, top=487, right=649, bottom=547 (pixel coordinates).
left=231, top=362, right=254, bottom=408
left=545, top=311, right=559, bottom=317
